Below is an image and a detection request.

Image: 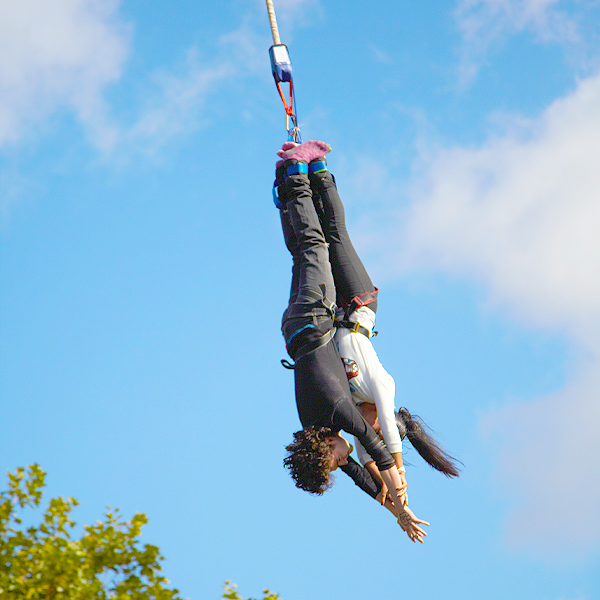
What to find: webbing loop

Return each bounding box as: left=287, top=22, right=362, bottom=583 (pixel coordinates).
left=275, top=79, right=301, bottom=142
left=345, top=288, right=379, bottom=320
left=275, top=79, right=294, bottom=116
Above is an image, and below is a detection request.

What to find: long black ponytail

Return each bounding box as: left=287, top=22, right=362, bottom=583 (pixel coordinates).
left=396, top=408, right=461, bottom=477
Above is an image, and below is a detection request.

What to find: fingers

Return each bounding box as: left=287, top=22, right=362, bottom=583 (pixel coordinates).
left=380, top=483, right=388, bottom=505
left=405, top=527, right=424, bottom=543
left=406, top=524, right=427, bottom=543
left=398, top=508, right=430, bottom=542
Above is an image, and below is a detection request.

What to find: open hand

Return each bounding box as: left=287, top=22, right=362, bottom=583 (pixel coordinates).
left=397, top=506, right=429, bottom=543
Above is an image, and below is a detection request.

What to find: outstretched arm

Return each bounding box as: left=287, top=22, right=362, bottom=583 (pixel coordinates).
left=334, top=404, right=429, bottom=542
left=339, top=457, right=381, bottom=499
left=364, top=459, right=407, bottom=505
left=349, top=459, right=428, bottom=543
left=378, top=465, right=429, bottom=543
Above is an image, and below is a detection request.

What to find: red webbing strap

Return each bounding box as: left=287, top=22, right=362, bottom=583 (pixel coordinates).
left=275, top=79, right=295, bottom=116
left=345, top=287, right=379, bottom=319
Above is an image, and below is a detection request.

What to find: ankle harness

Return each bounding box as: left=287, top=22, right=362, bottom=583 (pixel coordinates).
left=309, top=160, right=327, bottom=174
left=273, top=160, right=328, bottom=209
left=273, top=162, right=310, bottom=209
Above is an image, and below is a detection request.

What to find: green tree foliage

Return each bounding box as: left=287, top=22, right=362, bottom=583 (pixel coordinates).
left=222, top=581, right=282, bottom=600
left=0, top=464, right=182, bottom=600
left=1, top=465, right=282, bottom=600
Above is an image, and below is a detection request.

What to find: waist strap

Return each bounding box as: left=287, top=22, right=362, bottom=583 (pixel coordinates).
left=334, top=319, right=377, bottom=338
left=281, top=327, right=336, bottom=369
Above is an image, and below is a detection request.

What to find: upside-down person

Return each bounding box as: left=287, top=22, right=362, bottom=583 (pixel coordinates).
left=273, top=139, right=428, bottom=542
left=302, top=146, right=461, bottom=516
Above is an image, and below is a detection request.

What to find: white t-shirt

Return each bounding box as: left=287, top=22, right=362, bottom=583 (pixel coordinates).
left=334, top=306, right=403, bottom=466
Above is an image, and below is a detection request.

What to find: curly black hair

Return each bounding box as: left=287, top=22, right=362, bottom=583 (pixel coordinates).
left=283, top=426, right=336, bottom=495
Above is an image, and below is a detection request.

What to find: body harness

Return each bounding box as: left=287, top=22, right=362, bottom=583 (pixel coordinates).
left=334, top=288, right=379, bottom=339
left=280, top=284, right=336, bottom=370
left=281, top=288, right=379, bottom=370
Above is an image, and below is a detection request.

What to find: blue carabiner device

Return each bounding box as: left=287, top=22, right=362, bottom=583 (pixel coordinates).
left=269, top=44, right=293, bottom=83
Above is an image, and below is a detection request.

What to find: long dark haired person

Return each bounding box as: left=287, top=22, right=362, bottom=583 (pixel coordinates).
left=304, top=148, right=460, bottom=513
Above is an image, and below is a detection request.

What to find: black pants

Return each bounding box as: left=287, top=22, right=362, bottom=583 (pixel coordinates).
left=280, top=172, right=336, bottom=358
left=310, top=169, right=378, bottom=315
left=279, top=170, right=352, bottom=423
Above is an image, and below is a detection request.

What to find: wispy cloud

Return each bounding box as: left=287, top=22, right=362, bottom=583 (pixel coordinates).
left=457, top=0, right=579, bottom=42
left=454, top=0, right=589, bottom=83
left=394, top=71, right=600, bottom=559
left=112, top=49, right=235, bottom=160
left=0, top=1, right=277, bottom=210
left=480, top=356, right=600, bottom=560
left=0, top=0, right=130, bottom=148
left=401, top=72, right=600, bottom=343
left=107, top=20, right=269, bottom=160
left=0, top=1, right=273, bottom=158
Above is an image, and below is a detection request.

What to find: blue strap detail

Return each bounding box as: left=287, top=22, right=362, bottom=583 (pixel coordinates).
left=286, top=323, right=314, bottom=346
left=309, top=160, right=327, bottom=174
left=272, top=183, right=282, bottom=209
left=285, top=163, right=308, bottom=177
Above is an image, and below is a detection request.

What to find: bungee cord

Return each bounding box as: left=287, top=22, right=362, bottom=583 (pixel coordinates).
left=265, top=0, right=302, bottom=142
left=265, top=0, right=281, bottom=45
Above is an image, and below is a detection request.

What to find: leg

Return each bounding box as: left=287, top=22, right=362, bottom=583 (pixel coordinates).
left=279, top=194, right=300, bottom=309
left=277, top=163, right=336, bottom=356
left=282, top=169, right=335, bottom=315
left=309, top=167, right=378, bottom=315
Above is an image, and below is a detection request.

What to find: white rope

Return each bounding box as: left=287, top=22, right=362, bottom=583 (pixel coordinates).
left=265, top=0, right=281, bottom=45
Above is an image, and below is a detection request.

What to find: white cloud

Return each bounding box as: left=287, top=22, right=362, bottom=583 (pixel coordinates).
left=116, top=49, right=235, bottom=159
left=0, top=1, right=270, bottom=165
left=0, top=0, right=130, bottom=148
left=457, top=0, right=578, bottom=41
left=396, top=71, right=600, bottom=558
left=110, top=22, right=266, bottom=160
left=402, top=72, right=600, bottom=343
left=480, top=359, right=600, bottom=559
left=455, top=0, right=586, bottom=83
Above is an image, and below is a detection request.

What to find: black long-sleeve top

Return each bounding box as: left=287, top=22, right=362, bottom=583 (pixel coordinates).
left=340, top=457, right=382, bottom=499
left=294, top=339, right=395, bottom=474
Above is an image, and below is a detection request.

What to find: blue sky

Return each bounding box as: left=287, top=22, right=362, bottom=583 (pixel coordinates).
left=1, top=0, right=599, bottom=598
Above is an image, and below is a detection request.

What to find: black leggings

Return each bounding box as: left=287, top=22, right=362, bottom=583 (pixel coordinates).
left=310, top=170, right=378, bottom=315
left=279, top=172, right=336, bottom=357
